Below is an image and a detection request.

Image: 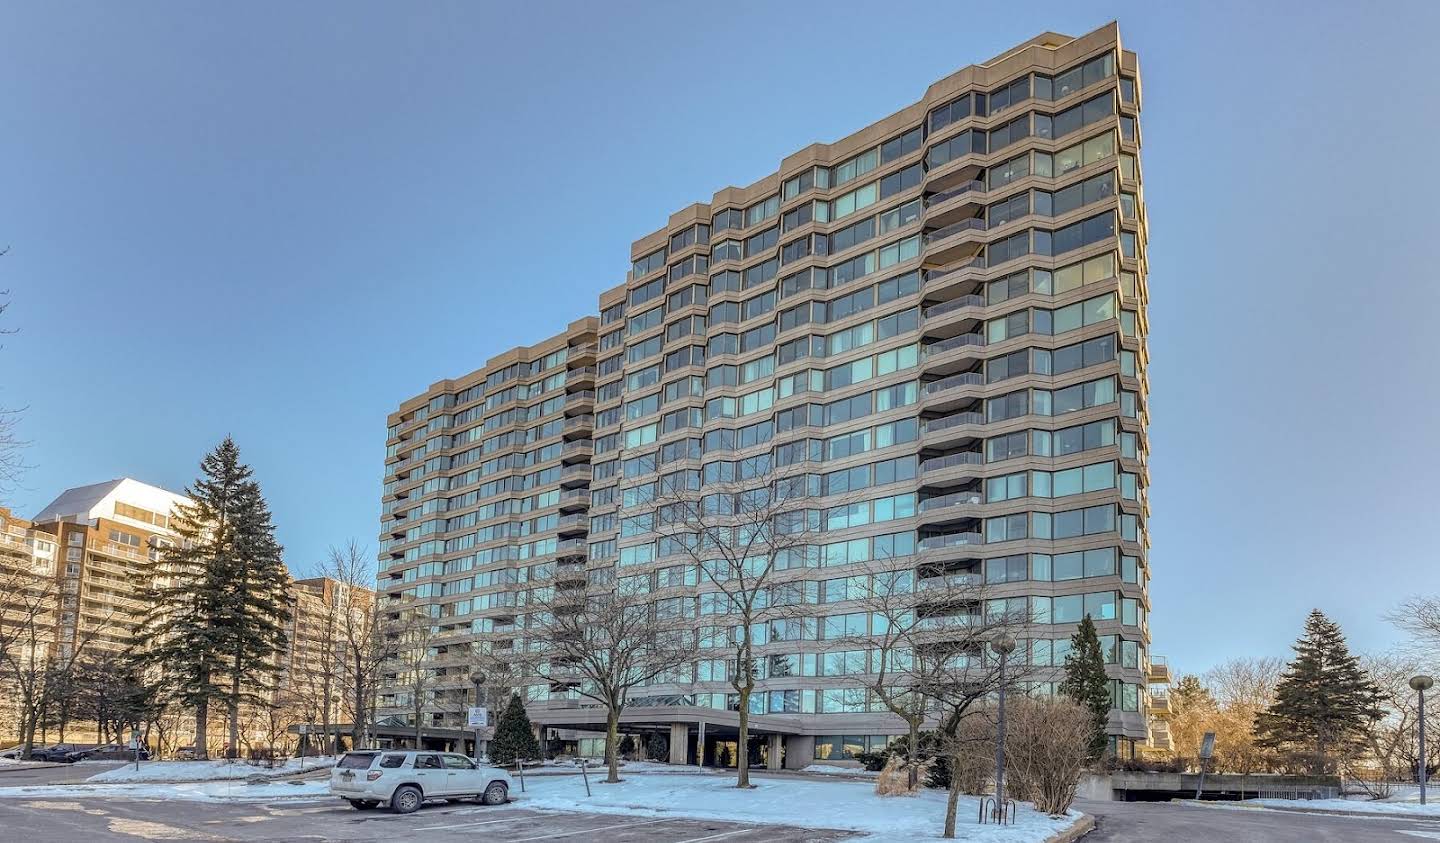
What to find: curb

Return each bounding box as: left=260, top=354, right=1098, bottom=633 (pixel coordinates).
left=1046, top=813, right=1095, bottom=842
left=1239, top=803, right=1440, bottom=821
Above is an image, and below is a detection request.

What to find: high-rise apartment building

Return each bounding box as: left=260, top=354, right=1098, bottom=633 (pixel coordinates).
left=378, top=22, right=1150, bottom=764
left=32, top=478, right=190, bottom=660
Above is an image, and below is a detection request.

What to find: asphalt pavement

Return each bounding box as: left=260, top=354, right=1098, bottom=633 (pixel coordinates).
left=1076, top=797, right=1440, bottom=841
left=0, top=795, right=851, bottom=842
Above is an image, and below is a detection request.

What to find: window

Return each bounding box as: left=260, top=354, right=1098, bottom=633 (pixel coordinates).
left=632, top=249, right=665, bottom=278
left=881, top=127, right=922, bottom=163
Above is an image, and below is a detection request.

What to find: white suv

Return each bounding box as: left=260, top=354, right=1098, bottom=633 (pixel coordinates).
left=330, top=750, right=513, bottom=814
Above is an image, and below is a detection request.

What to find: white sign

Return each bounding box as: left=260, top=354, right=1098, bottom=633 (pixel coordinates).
left=467, top=707, right=489, bottom=728
left=297, top=723, right=310, bottom=734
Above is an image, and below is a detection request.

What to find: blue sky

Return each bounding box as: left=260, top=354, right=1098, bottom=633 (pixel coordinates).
left=2, top=1, right=1436, bottom=676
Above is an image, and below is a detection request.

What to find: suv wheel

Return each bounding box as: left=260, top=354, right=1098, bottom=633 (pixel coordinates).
left=481, top=781, right=509, bottom=806
left=390, top=785, right=423, bottom=814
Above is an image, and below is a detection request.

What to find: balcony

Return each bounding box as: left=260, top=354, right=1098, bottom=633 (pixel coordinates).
left=558, top=489, right=591, bottom=512
left=922, top=372, right=985, bottom=412
left=1148, top=691, right=1171, bottom=716
left=925, top=180, right=987, bottom=228
left=561, top=440, right=593, bottom=463
left=564, top=391, right=596, bottom=416
left=922, top=295, right=985, bottom=322
left=919, top=532, right=983, bottom=551
left=918, top=572, right=983, bottom=591
left=922, top=218, right=986, bottom=266
left=567, top=366, right=597, bottom=387
left=919, top=451, right=982, bottom=474
left=556, top=537, right=587, bottom=557
left=559, top=465, right=592, bottom=488
left=919, top=490, right=982, bottom=512
left=556, top=513, right=587, bottom=535
left=1148, top=655, right=1170, bottom=684
left=562, top=415, right=594, bottom=439
left=568, top=344, right=597, bottom=362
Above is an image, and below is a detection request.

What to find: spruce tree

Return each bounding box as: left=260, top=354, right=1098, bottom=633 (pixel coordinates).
left=214, top=442, right=290, bottom=757
left=1255, top=610, right=1383, bottom=774
left=129, top=437, right=290, bottom=759
left=489, top=693, right=539, bottom=765
left=1059, top=615, right=1111, bottom=759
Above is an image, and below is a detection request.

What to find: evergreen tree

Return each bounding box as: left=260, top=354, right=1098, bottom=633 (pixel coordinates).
left=1058, top=615, right=1111, bottom=759
left=129, top=437, right=290, bottom=759
left=489, top=693, right=539, bottom=765
left=1172, top=674, right=1216, bottom=714
left=645, top=732, right=668, bottom=763
left=1255, top=610, right=1384, bottom=774
left=214, top=441, right=291, bottom=757
left=619, top=734, right=635, bottom=760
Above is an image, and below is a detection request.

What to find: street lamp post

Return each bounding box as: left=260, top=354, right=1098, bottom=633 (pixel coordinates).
left=991, top=634, right=1017, bottom=823
left=1412, top=675, right=1433, bottom=806
left=470, top=670, right=489, bottom=764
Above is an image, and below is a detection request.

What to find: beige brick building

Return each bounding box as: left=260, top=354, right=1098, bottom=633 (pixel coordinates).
left=379, top=22, right=1153, bottom=765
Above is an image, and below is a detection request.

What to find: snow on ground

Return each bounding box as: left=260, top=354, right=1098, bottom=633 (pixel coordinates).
left=800, top=764, right=880, bottom=778
left=1247, top=797, right=1440, bottom=817
left=86, top=756, right=335, bottom=783
left=0, top=779, right=330, bottom=802
left=515, top=771, right=1079, bottom=841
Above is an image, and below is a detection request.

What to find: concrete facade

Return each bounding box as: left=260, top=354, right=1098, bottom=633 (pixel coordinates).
left=378, top=22, right=1151, bottom=766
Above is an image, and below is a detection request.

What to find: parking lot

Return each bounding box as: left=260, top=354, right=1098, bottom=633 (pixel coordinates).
left=0, top=795, right=853, bottom=842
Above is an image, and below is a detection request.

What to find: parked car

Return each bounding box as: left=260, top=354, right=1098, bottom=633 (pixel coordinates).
left=329, top=750, right=512, bottom=814
left=29, top=744, right=86, bottom=763
left=174, top=746, right=198, bottom=760
left=0, top=745, right=22, bottom=760
left=65, top=744, right=151, bottom=762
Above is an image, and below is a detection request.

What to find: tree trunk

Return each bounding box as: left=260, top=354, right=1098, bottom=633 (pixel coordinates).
left=943, top=752, right=963, bottom=838
left=195, top=698, right=210, bottom=760
left=736, top=689, right=751, bottom=788
left=907, top=718, right=922, bottom=790
left=605, top=707, right=621, bottom=783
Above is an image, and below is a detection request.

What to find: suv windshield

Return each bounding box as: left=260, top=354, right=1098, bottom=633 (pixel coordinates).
left=338, top=752, right=378, bottom=770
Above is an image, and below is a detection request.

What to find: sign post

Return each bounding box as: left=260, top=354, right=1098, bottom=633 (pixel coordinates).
left=467, top=706, right=489, bottom=764
left=129, top=729, right=141, bottom=772
left=1195, top=731, right=1216, bottom=800
left=298, top=723, right=309, bottom=772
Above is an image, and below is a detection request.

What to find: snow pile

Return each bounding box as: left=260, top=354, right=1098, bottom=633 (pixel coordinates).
left=87, top=756, right=335, bottom=783
left=800, top=764, right=880, bottom=778
left=1247, top=797, right=1440, bottom=817
left=516, top=772, right=1079, bottom=841
left=0, top=779, right=329, bottom=802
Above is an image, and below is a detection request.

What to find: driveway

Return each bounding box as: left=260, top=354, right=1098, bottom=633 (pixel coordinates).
left=1076, top=797, right=1440, bottom=841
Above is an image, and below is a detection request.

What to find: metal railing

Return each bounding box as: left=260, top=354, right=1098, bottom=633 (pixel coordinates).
left=919, top=532, right=983, bottom=550
left=920, top=490, right=983, bottom=511
left=923, top=295, right=985, bottom=320
left=923, top=411, right=986, bottom=433
left=920, top=452, right=983, bottom=473
left=924, top=217, right=987, bottom=244
left=924, top=334, right=986, bottom=356
left=925, top=257, right=987, bottom=287
left=928, top=180, right=985, bottom=206
left=924, top=372, right=984, bottom=394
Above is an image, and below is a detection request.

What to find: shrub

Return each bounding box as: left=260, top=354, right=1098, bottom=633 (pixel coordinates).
left=1002, top=697, right=1092, bottom=815
left=645, top=732, right=668, bottom=762
left=619, top=735, right=635, bottom=760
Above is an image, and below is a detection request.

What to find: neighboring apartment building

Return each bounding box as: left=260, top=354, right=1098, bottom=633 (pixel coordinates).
left=378, top=22, right=1152, bottom=764
left=279, top=576, right=377, bottom=742
left=0, top=507, right=59, bottom=740
left=32, top=479, right=190, bottom=660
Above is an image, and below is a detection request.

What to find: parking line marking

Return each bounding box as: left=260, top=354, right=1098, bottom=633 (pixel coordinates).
left=419, top=816, right=530, bottom=831
left=507, top=817, right=676, bottom=840
left=671, top=829, right=756, bottom=843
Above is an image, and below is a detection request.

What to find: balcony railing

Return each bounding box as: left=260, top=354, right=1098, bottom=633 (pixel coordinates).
left=919, top=452, right=983, bottom=473
left=923, top=372, right=984, bottom=395
left=918, top=572, right=982, bottom=590
left=919, top=532, right=983, bottom=551
left=563, top=415, right=594, bottom=432
left=923, top=295, right=985, bottom=320
left=919, top=490, right=983, bottom=511
left=924, top=334, right=986, bottom=356
left=927, top=180, right=986, bottom=206
left=924, top=258, right=987, bottom=288
left=923, top=217, right=987, bottom=245
left=923, top=411, right=986, bottom=433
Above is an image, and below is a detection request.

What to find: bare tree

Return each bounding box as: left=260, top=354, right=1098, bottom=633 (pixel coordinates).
left=644, top=455, right=824, bottom=788
left=382, top=601, right=438, bottom=748
left=1361, top=652, right=1439, bottom=785
left=1203, top=656, right=1283, bottom=711
left=1390, top=597, right=1440, bottom=655
left=850, top=555, right=1030, bottom=797
left=319, top=541, right=388, bottom=750
left=533, top=576, right=697, bottom=783
left=0, top=264, right=31, bottom=498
